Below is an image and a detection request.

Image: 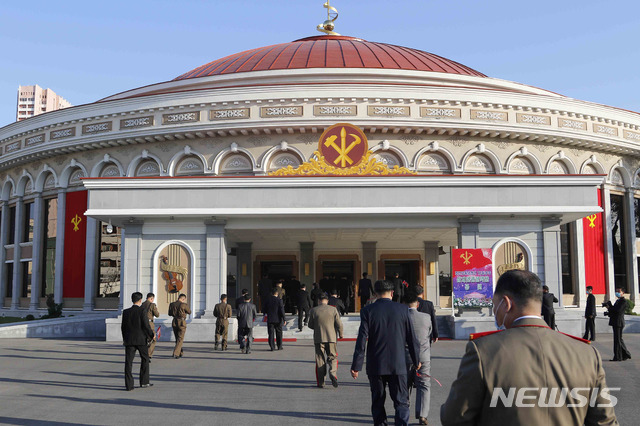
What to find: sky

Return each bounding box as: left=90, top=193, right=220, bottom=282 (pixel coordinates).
left=1, top=0, right=639, bottom=127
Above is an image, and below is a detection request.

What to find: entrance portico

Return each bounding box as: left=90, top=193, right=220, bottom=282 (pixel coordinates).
left=86, top=173, right=603, bottom=340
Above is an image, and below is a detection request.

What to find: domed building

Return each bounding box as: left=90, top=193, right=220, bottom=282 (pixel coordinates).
left=1, top=16, right=638, bottom=338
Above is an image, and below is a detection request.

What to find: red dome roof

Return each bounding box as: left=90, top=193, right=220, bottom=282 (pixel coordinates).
left=174, top=35, right=486, bottom=81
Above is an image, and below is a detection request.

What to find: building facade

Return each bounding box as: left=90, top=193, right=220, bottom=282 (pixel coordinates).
left=16, top=85, right=71, bottom=122
left=1, top=34, right=639, bottom=329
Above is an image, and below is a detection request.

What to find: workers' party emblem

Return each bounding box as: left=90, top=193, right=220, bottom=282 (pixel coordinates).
left=318, top=123, right=368, bottom=169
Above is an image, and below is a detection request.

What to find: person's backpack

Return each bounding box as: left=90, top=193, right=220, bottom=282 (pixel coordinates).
left=168, top=301, right=177, bottom=317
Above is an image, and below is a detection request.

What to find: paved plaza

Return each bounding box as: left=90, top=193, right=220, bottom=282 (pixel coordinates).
left=0, top=334, right=638, bottom=425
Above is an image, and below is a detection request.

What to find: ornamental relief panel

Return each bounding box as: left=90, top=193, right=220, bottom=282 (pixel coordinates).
left=44, top=175, right=56, bottom=189
left=220, top=154, right=253, bottom=175
left=176, top=156, right=205, bottom=176
left=610, top=170, right=624, bottom=186
left=582, top=164, right=597, bottom=175
left=464, top=154, right=494, bottom=174
left=100, top=165, right=121, bottom=178
left=268, top=153, right=301, bottom=171
left=69, top=170, right=85, bottom=186
left=417, top=153, right=451, bottom=173
left=549, top=161, right=569, bottom=175
left=373, top=152, right=401, bottom=167
left=508, top=158, right=534, bottom=175
left=136, top=161, right=160, bottom=177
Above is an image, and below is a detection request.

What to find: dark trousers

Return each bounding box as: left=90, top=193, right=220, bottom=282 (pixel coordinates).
left=238, top=327, right=253, bottom=352
left=543, top=312, right=555, bottom=329
left=298, top=306, right=309, bottom=330
left=368, top=374, right=410, bottom=426
left=124, top=344, right=150, bottom=390
left=583, top=316, right=596, bottom=341
left=613, top=326, right=631, bottom=360
left=360, top=295, right=370, bottom=309
left=267, top=322, right=283, bottom=350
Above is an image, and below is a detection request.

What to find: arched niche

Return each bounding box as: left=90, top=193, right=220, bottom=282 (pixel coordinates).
left=175, top=155, right=206, bottom=176
left=220, top=153, right=254, bottom=175
left=416, top=152, right=452, bottom=173
left=267, top=152, right=302, bottom=171
left=492, top=239, right=532, bottom=282
left=507, top=157, right=535, bottom=175
left=464, top=154, right=495, bottom=174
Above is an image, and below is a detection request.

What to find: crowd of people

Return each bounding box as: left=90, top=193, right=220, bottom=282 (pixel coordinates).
left=121, top=270, right=623, bottom=425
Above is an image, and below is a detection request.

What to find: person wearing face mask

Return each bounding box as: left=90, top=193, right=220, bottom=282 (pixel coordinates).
left=604, top=288, right=631, bottom=362
left=441, top=270, right=618, bottom=426
left=583, top=286, right=597, bottom=341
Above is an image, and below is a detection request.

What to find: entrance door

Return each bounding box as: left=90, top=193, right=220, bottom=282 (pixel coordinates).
left=383, top=260, right=421, bottom=289
left=318, top=260, right=356, bottom=313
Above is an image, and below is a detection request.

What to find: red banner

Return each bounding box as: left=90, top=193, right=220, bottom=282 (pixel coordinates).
left=582, top=189, right=606, bottom=294
left=63, top=190, right=87, bottom=298
left=451, top=248, right=493, bottom=308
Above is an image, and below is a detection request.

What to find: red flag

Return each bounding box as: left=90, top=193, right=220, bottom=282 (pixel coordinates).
left=582, top=189, right=606, bottom=294
left=62, top=190, right=87, bottom=298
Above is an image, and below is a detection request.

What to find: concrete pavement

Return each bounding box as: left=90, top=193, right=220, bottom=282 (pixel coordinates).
left=0, top=334, right=638, bottom=425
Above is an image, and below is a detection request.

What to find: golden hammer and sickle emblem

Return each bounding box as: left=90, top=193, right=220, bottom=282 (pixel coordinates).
left=587, top=214, right=597, bottom=228
left=324, top=127, right=362, bottom=167
left=461, top=251, right=473, bottom=265
left=71, top=214, right=82, bottom=232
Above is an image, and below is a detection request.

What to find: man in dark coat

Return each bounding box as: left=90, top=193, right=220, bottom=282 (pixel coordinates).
left=541, top=285, right=558, bottom=329
left=583, top=285, right=596, bottom=341
left=235, top=288, right=249, bottom=310
left=265, top=287, right=287, bottom=350
left=392, top=272, right=405, bottom=302
left=415, top=285, right=439, bottom=343
left=329, top=290, right=347, bottom=316
left=296, top=283, right=313, bottom=331
left=121, top=291, right=155, bottom=391
left=237, top=294, right=258, bottom=354
left=351, top=280, right=420, bottom=426
left=358, top=272, right=374, bottom=309
left=310, top=282, right=323, bottom=307
left=604, top=288, right=631, bottom=361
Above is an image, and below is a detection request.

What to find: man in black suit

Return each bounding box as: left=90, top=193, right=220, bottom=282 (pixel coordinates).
left=296, top=284, right=312, bottom=331
left=415, top=285, right=439, bottom=344
left=121, top=292, right=155, bottom=391
left=351, top=280, right=420, bottom=426
left=392, top=272, right=405, bottom=302
left=329, top=290, right=346, bottom=316
left=257, top=273, right=273, bottom=313
left=541, top=285, right=558, bottom=329
left=604, top=288, right=631, bottom=361
left=358, top=272, right=373, bottom=309
left=310, top=282, right=323, bottom=307
left=265, top=287, right=287, bottom=350
left=235, top=288, right=249, bottom=310
left=237, top=294, right=258, bottom=354
left=583, top=285, right=596, bottom=341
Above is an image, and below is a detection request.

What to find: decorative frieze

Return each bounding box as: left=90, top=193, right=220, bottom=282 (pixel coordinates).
left=420, top=107, right=461, bottom=119
left=82, top=121, right=113, bottom=135
left=50, top=127, right=76, bottom=140
left=162, top=111, right=201, bottom=125
left=624, top=130, right=640, bottom=142
left=558, top=118, right=587, bottom=131
left=516, top=113, right=550, bottom=125
left=5, top=141, right=21, bottom=153
left=470, top=110, right=508, bottom=121
left=367, top=106, right=410, bottom=117
left=25, top=134, right=45, bottom=147
left=313, top=105, right=357, bottom=116
left=260, top=106, right=303, bottom=118
left=120, top=116, right=154, bottom=130
left=593, top=124, right=618, bottom=137
left=210, top=108, right=250, bottom=120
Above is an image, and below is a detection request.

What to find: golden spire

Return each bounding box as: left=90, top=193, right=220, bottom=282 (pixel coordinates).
left=317, top=1, right=340, bottom=35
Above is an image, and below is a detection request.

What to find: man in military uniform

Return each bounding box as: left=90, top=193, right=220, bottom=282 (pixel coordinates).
left=307, top=293, right=343, bottom=388
left=441, top=270, right=618, bottom=425
left=141, top=292, right=160, bottom=359
left=214, top=294, right=233, bottom=351
left=169, top=293, right=191, bottom=359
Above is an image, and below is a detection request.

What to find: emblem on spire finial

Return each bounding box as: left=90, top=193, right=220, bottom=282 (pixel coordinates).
left=317, top=1, right=340, bottom=35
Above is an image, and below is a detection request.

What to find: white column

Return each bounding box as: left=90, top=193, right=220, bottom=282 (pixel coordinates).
left=204, top=220, right=226, bottom=317
left=0, top=201, right=8, bottom=307
left=83, top=217, right=99, bottom=311
left=542, top=218, right=563, bottom=308
left=572, top=220, right=587, bottom=309
left=29, top=194, right=45, bottom=310
left=54, top=189, right=66, bottom=304
left=602, top=187, right=616, bottom=302
left=11, top=197, right=24, bottom=309
left=624, top=190, right=640, bottom=309
left=424, top=241, right=440, bottom=306
left=457, top=218, right=481, bottom=248
left=121, top=221, right=143, bottom=313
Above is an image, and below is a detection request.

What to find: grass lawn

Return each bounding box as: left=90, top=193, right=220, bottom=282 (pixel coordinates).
left=0, top=316, right=29, bottom=324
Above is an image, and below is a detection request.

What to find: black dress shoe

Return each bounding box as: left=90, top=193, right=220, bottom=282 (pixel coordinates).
left=277, top=347, right=283, bottom=350
left=126, top=388, right=134, bottom=391
left=141, top=383, right=154, bottom=388
left=270, top=348, right=275, bottom=351
left=330, top=375, right=338, bottom=388
left=610, top=358, right=620, bottom=361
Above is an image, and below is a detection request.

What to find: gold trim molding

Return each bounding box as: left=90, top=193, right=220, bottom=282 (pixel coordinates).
left=269, top=150, right=416, bottom=176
